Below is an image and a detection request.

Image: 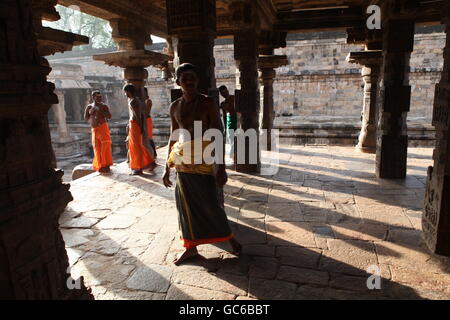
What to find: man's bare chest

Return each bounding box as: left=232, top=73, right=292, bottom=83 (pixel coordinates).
left=174, top=100, right=208, bottom=128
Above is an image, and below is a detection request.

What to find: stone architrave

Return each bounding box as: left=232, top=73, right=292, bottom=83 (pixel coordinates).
left=0, top=0, right=92, bottom=299
left=347, top=50, right=382, bottom=153
left=423, top=5, right=450, bottom=256
left=375, top=16, right=415, bottom=179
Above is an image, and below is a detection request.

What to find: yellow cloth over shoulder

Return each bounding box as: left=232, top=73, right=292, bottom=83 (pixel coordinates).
left=167, top=139, right=216, bottom=176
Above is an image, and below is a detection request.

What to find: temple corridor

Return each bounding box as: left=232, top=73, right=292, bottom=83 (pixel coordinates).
left=61, top=145, right=450, bottom=300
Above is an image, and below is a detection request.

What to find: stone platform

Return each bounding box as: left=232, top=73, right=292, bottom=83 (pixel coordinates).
left=60, top=145, right=450, bottom=300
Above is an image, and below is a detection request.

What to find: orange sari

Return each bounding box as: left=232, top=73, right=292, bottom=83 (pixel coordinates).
left=92, top=122, right=113, bottom=171
left=128, top=120, right=153, bottom=170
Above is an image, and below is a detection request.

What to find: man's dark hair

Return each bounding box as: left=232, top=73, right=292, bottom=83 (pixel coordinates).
left=218, top=85, right=227, bottom=92
left=123, top=84, right=136, bottom=94
left=175, top=63, right=197, bottom=80
left=91, top=90, right=101, bottom=98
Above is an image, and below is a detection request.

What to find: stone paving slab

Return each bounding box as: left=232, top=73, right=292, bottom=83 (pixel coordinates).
left=60, top=145, right=450, bottom=300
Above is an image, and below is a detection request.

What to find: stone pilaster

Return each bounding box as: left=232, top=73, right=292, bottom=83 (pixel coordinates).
left=423, top=5, right=450, bottom=256
left=375, top=17, right=415, bottom=178
left=347, top=50, right=382, bottom=153
left=0, top=0, right=92, bottom=299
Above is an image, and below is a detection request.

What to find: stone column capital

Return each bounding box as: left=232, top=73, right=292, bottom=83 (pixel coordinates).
left=109, top=18, right=152, bottom=51
left=229, top=0, right=261, bottom=34
left=258, top=55, right=288, bottom=71
left=346, top=50, right=383, bottom=69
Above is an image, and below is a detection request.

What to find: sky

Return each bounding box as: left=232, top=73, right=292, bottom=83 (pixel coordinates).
left=151, top=35, right=165, bottom=43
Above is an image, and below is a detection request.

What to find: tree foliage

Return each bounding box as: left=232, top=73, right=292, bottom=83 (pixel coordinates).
left=43, top=5, right=116, bottom=50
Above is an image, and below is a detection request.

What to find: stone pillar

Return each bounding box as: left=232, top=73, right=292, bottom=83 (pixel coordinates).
left=347, top=51, right=382, bottom=153
left=94, top=19, right=169, bottom=101
left=166, top=0, right=217, bottom=95
left=0, top=0, right=92, bottom=299
left=258, top=54, right=288, bottom=151
left=230, top=1, right=261, bottom=173
left=375, top=17, right=415, bottom=178
left=51, top=90, right=70, bottom=141
left=260, top=68, right=275, bottom=150
left=423, top=5, right=450, bottom=256
left=71, top=91, right=83, bottom=122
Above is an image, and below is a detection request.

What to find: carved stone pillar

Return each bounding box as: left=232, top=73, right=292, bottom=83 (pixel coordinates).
left=51, top=90, right=70, bottom=142
left=347, top=51, right=382, bottom=153
left=94, top=19, right=169, bottom=100
left=71, top=92, right=83, bottom=122
left=258, top=55, right=288, bottom=151
left=423, top=5, right=450, bottom=256
left=0, top=0, right=92, bottom=299
left=166, top=0, right=217, bottom=96
left=230, top=1, right=261, bottom=173
left=375, top=16, right=414, bottom=179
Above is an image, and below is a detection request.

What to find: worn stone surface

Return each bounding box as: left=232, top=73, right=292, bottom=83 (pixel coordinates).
left=126, top=265, right=173, bottom=293
left=166, top=284, right=235, bottom=300
left=248, top=278, right=297, bottom=300
left=278, top=266, right=329, bottom=286
left=60, top=146, right=450, bottom=300
left=172, top=269, right=247, bottom=296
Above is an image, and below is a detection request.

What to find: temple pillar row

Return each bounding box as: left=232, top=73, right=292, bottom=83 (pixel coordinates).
left=423, top=4, right=450, bottom=255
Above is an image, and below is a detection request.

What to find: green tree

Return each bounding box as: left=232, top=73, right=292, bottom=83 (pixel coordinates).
left=43, top=5, right=116, bottom=50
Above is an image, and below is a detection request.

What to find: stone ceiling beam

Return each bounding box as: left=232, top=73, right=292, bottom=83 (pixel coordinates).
left=274, top=7, right=366, bottom=33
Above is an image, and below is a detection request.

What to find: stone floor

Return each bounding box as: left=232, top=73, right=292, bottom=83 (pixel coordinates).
left=60, top=145, right=450, bottom=300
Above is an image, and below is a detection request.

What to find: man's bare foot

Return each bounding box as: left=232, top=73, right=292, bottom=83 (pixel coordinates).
left=130, top=170, right=143, bottom=176
left=229, top=238, right=242, bottom=256
left=173, top=248, right=199, bottom=266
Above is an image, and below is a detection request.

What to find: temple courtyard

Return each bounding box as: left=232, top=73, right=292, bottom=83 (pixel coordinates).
left=61, top=145, right=450, bottom=300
